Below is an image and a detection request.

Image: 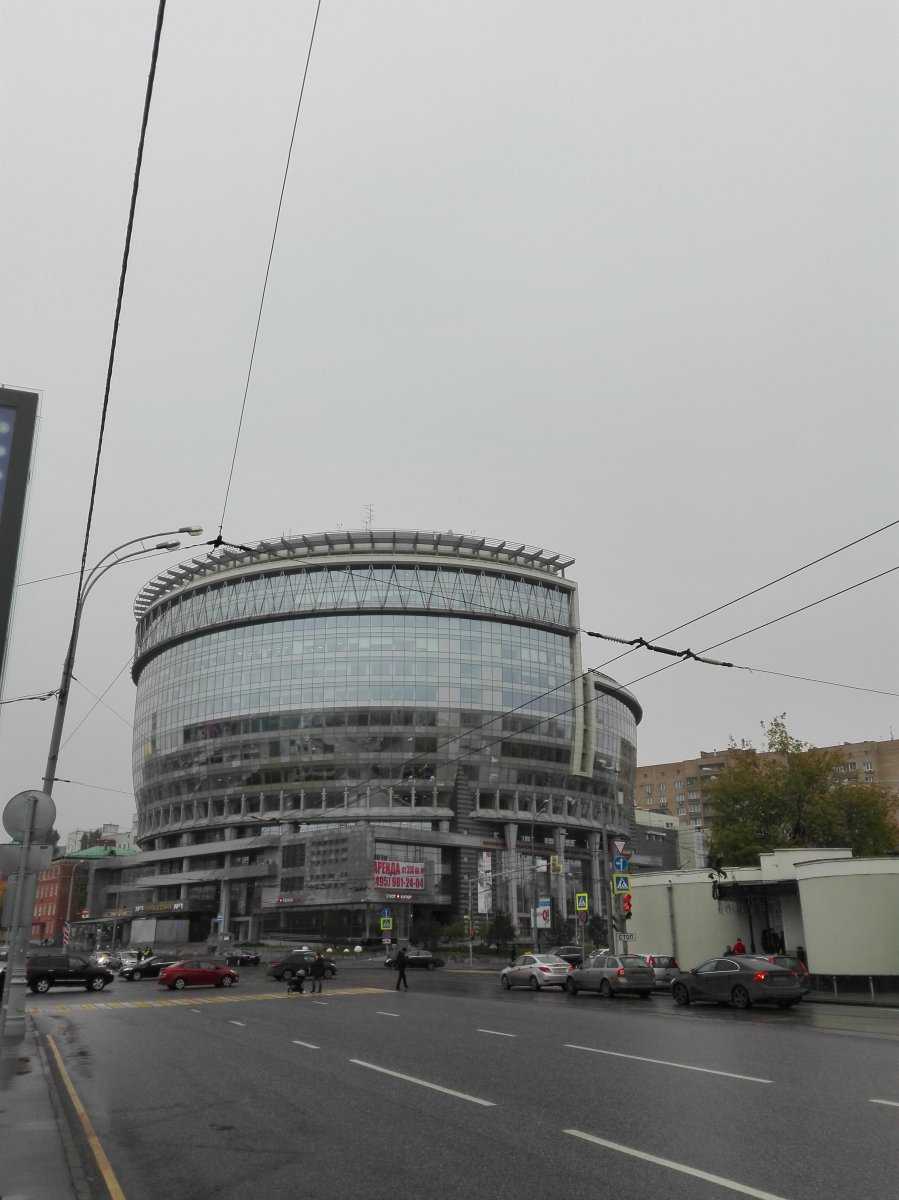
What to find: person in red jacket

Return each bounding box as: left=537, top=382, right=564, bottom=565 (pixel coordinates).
left=732, top=937, right=747, bottom=954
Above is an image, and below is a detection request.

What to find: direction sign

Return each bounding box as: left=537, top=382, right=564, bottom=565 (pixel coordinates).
left=379, top=906, right=392, bottom=918
left=612, top=855, right=629, bottom=873
left=574, top=892, right=589, bottom=912
left=379, top=916, right=393, bottom=931
left=612, top=873, right=631, bottom=894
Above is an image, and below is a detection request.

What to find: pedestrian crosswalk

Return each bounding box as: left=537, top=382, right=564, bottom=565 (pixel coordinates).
left=28, top=986, right=389, bottom=1015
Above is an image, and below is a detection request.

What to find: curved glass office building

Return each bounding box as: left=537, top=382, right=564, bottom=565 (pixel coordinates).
left=129, top=531, right=641, bottom=943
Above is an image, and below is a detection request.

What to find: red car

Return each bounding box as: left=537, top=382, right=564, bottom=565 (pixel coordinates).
left=158, top=959, right=239, bottom=991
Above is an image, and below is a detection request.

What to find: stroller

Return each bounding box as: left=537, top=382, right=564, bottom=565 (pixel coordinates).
left=286, top=969, right=307, bottom=995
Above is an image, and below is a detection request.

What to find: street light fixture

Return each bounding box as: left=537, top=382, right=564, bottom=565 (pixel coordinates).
left=42, top=525, right=203, bottom=796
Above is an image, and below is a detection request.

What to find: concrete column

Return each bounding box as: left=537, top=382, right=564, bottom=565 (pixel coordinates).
left=504, top=823, right=519, bottom=930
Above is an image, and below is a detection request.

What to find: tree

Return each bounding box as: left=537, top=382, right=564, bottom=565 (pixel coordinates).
left=487, top=911, right=514, bottom=952
left=708, top=714, right=898, bottom=865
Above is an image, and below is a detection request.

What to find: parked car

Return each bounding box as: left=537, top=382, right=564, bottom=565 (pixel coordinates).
left=549, top=945, right=584, bottom=966
left=119, top=955, right=178, bottom=981
left=641, top=953, right=680, bottom=989
left=224, top=949, right=260, bottom=967
left=26, top=951, right=114, bottom=994
left=500, top=954, right=570, bottom=991
left=267, top=952, right=337, bottom=982
left=764, top=954, right=811, bottom=994
left=91, top=951, right=123, bottom=971
left=384, top=949, right=445, bottom=970
left=671, top=956, right=805, bottom=1009
left=158, top=960, right=239, bottom=991
left=566, top=953, right=654, bottom=999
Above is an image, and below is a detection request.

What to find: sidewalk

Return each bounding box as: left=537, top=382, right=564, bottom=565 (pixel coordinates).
left=0, top=1021, right=89, bottom=1200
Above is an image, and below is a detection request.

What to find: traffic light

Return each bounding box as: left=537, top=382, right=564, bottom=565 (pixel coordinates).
left=622, top=894, right=633, bottom=919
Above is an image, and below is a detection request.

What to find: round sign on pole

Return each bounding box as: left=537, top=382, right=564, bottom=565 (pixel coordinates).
left=3, top=790, right=56, bottom=842
left=578, top=911, right=588, bottom=925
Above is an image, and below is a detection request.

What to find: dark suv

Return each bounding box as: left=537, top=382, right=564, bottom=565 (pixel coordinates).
left=27, top=952, right=114, bottom=994
left=267, top=951, right=337, bottom=981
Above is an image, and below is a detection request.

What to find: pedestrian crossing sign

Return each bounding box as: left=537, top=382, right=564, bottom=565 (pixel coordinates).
left=574, top=892, right=589, bottom=912
left=612, top=873, right=631, bottom=894
left=380, top=917, right=393, bottom=931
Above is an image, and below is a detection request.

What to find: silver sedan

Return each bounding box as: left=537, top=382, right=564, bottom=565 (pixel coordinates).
left=500, top=954, right=571, bottom=991
left=566, top=952, right=654, bottom=998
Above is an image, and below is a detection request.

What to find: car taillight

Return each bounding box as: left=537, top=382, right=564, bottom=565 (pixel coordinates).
left=538, top=966, right=551, bottom=973
left=616, top=967, right=625, bottom=977
left=670, top=960, right=679, bottom=969
left=754, top=971, right=767, bottom=982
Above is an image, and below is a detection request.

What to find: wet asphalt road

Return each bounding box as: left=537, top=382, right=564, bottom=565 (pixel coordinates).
left=31, top=963, right=899, bottom=1200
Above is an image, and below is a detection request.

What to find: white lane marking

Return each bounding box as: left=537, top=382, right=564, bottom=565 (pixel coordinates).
left=292, top=1040, right=320, bottom=1050
left=349, top=1059, right=495, bottom=1107
left=477, top=1028, right=516, bottom=1038
left=564, top=1044, right=772, bottom=1085
left=190, top=1008, right=202, bottom=1013
left=563, top=1130, right=789, bottom=1200
left=228, top=1020, right=246, bottom=1027
left=312, top=1001, right=328, bottom=1006
left=870, top=1098, right=899, bottom=1108
left=376, top=1011, right=399, bottom=1017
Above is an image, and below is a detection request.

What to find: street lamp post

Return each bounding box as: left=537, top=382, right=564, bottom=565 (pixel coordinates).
left=41, top=526, right=202, bottom=797
left=530, top=798, right=550, bottom=951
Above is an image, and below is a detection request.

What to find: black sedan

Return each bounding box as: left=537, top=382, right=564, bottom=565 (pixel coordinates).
left=119, top=956, right=179, bottom=981
left=224, top=949, right=261, bottom=967
left=385, top=950, right=445, bottom=970
left=267, top=952, right=337, bottom=981
left=672, top=955, right=805, bottom=1009
left=549, top=944, right=584, bottom=966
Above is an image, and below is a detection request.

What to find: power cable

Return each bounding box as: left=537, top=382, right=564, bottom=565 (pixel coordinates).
left=71, top=674, right=132, bottom=729
left=0, top=689, right=58, bottom=706
left=217, top=0, right=323, bottom=536
left=51, top=778, right=135, bottom=797
left=62, top=659, right=133, bottom=749
left=68, top=0, right=167, bottom=629
left=732, top=665, right=899, bottom=700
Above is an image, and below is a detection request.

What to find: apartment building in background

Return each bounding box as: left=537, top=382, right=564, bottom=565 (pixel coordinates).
left=637, top=737, right=899, bottom=831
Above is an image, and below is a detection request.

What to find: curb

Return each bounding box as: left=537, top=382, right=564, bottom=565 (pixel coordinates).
left=33, top=1017, right=104, bottom=1200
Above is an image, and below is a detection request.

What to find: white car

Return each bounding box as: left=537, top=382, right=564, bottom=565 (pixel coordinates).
left=500, top=954, right=570, bottom=991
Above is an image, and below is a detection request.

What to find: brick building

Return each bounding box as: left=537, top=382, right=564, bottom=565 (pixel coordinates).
left=31, top=858, right=88, bottom=943
left=636, top=737, right=899, bottom=832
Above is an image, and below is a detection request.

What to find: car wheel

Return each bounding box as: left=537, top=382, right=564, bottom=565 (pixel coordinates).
left=599, top=980, right=613, bottom=999
left=283, top=969, right=295, bottom=981
left=32, top=977, right=51, bottom=994
left=672, top=982, right=690, bottom=1006
left=731, top=985, right=751, bottom=1010
left=221, top=975, right=234, bottom=988
left=131, top=970, right=142, bottom=982
left=567, top=979, right=579, bottom=996
left=529, top=975, right=541, bottom=991
left=88, top=977, right=107, bottom=992
left=173, top=977, right=187, bottom=991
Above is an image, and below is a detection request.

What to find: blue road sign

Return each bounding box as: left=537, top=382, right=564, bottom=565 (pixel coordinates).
left=612, top=855, right=629, bottom=872
left=613, top=874, right=631, bottom=893
left=380, top=906, right=392, bottom=918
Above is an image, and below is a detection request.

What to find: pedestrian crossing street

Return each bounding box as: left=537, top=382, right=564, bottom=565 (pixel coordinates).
left=29, top=986, right=390, bottom=1014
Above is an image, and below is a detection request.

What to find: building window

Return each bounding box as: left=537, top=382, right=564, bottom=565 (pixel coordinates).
left=863, top=760, right=873, bottom=773
left=847, top=761, right=856, bottom=771
left=674, top=779, right=684, bottom=791
left=643, top=785, right=652, bottom=797
left=658, top=783, right=667, bottom=795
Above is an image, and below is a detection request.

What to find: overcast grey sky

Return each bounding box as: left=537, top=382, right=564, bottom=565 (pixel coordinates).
left=2, top=1, right=897, bottom=839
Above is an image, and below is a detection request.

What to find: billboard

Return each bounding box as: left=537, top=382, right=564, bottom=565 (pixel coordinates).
left=372, top=858, right=425, bottom=890
left=0, top=388, right=38, bottom=695
left=477, top=850, right=493, bottom=914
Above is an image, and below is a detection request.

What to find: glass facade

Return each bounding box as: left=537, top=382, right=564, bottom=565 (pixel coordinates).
left=131, top=537, right=640, bottom=854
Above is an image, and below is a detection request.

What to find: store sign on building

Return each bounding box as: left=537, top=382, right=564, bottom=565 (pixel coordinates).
left=372, top=859, right=425, bottom=890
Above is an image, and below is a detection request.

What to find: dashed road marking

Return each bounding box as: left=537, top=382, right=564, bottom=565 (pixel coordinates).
left=26, top=986, right=387, bottom=1014
left=564, top=1044, right=772, bottom=1085
left=563, top=1130, right=789, bottom=1200
left=477, top=1028, right=516, bottom=1037
left=350, top=1059, right=496, bottom=1107
left=228, top=1020, right=246, bottom=1027
left=870, top=1098, right=899, bottom=1108
left=376, top=1011, right=399, bottom=1017
left=292, top=1040, right=320, bottom=1050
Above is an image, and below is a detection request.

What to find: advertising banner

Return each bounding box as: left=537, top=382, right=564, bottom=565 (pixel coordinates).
left=477, top=850, right=493, bottom=914
left=372, top=859, right=425, bottom=890
left=535, top=897, right=551, bottom=928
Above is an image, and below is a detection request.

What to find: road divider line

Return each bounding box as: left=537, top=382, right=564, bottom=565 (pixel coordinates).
left=47, top=1035, right=128, bottom=1200
left=563, top=1130, right=789, bottom=1200
left=190, top=1009, right=202, bottom=1013
left=870, top=1098, right=899, bottom=1108
left=292, top=1040, right=320, bottom=1050
left=349, top=1059, right=495, bottom=1107
left=312, top=1001, right=328, bottom=1006
left=228, top=1020, right=246, bottom=1027
left=564, top=1044, right=772, bottom=1085
left=477, top=1029, right=516, bottom=1038
left=376, top=1011, right=399, bottom=1017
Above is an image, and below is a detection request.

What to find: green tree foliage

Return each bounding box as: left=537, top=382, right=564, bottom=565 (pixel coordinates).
left=487, top=911, right=515, bottom=950
left=708, top=715, right=898, bottom=865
